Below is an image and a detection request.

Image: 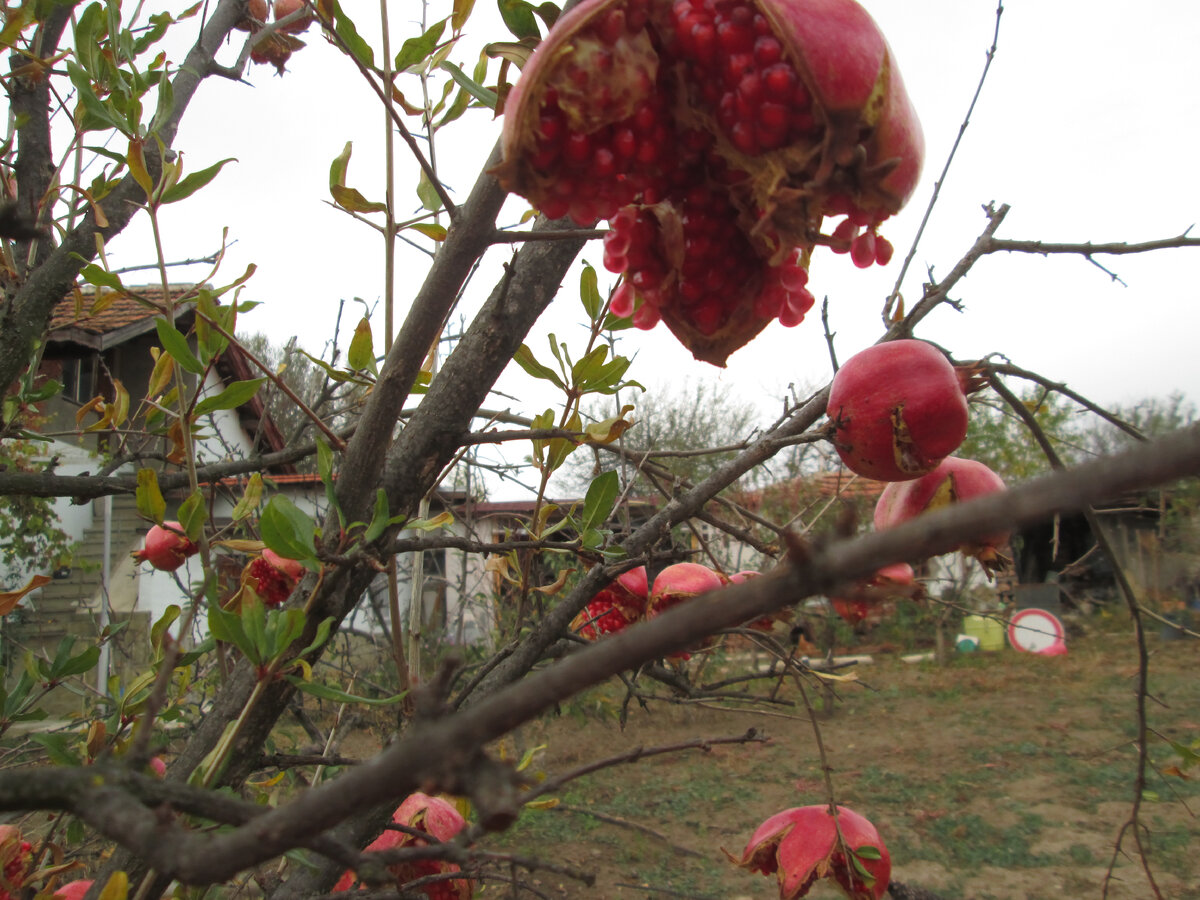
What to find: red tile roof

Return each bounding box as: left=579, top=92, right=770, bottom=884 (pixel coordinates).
left=48, top=284, right=195, bottom=349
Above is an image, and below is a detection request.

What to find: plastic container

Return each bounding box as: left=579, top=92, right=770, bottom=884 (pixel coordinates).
left=963, top=614, right=1005, bottom=651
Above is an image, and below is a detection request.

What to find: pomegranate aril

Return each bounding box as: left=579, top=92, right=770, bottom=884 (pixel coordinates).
left=875, top=235, right=895, bottom=265
left=597, top=7, right=627, bottom=44
left=754, top=35, right=782, bottom=65
left=850, top=230, right=876, bottom=268
left=830, top=218, right=859, bottom=252
left=610, top=281, right=636, bottom=317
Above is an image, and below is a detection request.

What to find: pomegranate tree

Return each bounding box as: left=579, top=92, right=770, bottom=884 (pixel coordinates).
left=727, top=804, right=890, bottom=900
left=827, top=339, right=970, bottom=481
left=572, top=565, right=649, bottom=638
left=132, top=521, right=198, bottom=572
left=496, top=0, right=923, bottom=365
left=333, top=793, right=472, bottom=899
left=874, top=456, right=1009, bottom=573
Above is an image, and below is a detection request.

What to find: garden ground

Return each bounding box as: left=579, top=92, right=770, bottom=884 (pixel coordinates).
left=481, top=623, right=1199, bottom=900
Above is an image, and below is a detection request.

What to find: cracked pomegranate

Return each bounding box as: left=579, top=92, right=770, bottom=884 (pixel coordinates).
left=727, top=804, right=890, bottom=900
left=0, top=826, right=31, bottom=900
left=646, top=562, right=725, bottom=658
left=247, top=548, right=304, bottom=607
left=874, top=456, right=1009, bottom=574
left=572, top=565, right=649, bottom=639
left=133, top=521, right=198, bottom=572
left=334, top=793, right=472, bottom=899
left=827, top=339, right=970, bottom=482
left=497, top=0, right=923, bottom=365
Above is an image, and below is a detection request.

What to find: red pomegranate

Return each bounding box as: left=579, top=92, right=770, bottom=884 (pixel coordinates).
left=830, top=561, right=918, bottom=627
left=247, top=548, right=304, bottom=608
left=250, top=34, right=293, bottom=73
left=646, top=562, right=725, bottom=658
left=272, top=0, right=313, bottom=33
left=0, top=826, right=31, bottom=900
left=571, top=565, right=649, bottom=639
left=495, top=0, right=923, bottom=366
left=333, top=793, right=472, bottom=899
left=234, top=0, right=269, bottom=31
left=133, top=521, right=198, bottom=572
left=827, top=340, right=970, bottom=482
left=874, top=456, right=1009, bottom=573
left=727, top=804, right=890, bottom=900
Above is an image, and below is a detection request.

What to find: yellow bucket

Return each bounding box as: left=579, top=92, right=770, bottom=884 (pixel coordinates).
left=963, top=614, right=1005, bottom=651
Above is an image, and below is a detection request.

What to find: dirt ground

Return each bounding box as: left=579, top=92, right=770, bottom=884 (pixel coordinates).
left=481, top=629, right=1200, bottom=900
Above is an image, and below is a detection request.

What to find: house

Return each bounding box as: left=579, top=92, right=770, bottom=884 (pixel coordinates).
left=1, top=284, right=298, bottom=696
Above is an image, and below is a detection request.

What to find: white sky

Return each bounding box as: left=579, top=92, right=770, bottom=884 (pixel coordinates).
left=103, top=1, right=1200, bottom=496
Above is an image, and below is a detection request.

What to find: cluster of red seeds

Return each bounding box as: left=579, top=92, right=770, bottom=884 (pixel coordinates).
left=247, top=556, right=297, bottom=608
left=1, top=840, right=31, bottom=900
left=575, top=599, right=637, bottom=639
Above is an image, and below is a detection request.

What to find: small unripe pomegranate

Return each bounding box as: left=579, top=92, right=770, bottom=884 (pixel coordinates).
left=827, top=340, right=969, bottom=482
left=727, top=804, right=890, bottom=900
left=133, top=521, right=198, bottom=572
left=874, top=456, right=1009, bottom=573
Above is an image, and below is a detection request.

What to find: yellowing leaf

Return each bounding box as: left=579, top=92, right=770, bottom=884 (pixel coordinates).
left=347, top=317, right=376, bottom=372
left=97, top=871, right=129, bottom=900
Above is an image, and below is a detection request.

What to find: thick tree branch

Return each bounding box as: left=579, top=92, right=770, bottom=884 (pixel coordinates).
left=5, top=424, right=1198, bottom=884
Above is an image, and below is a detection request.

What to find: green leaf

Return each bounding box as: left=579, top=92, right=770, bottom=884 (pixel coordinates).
left=78, top=264, right=127, bottom=294
left=579, top=470, right=619, bottom=534
left=53, top=644, right=101, bottom=679
left=452, top=0, right=477, bottom=31
left=579, top=264, right=602, bottom=319
left=260, top=495, right=318, bottom=563
left=437, top=60, right=498, bottom=109
left=329, top=141, right=352, bottom=189
left=284, top=675, right=408, bottom=706
left=316, top=437, right=343, bottom=530
left=154, top=318, right=204, bottom=375
left=512, top=344, right=565, bottom=389
left=177, top=490, right=206, bottom=543
left=363, top=489, right=392, bottom=543
left=194, top=378, right=266, bottom=416
left=296, top=616, right=335, bottom=658
left=409, top=222, right=447, bottom=241
left=330, top=185, right=387, bottom=214
left=208, top=605, right=256, bottom=662
left=329, top=1, right=374, bottom=67
left=347, top=317, right=376, bottom=373
left=136, top=468, right=166, bottom=524
left=570, top=345, right=609, bottom=388
left=395, top=17, right=447, bottom=71
left=231, top=472, right=264, bottom=522
left=29, top=733, right=82, bottom=767
left=151, top=605, right=181, bottom=655
left=416, top=169, right=442, bottom=212
left=159, top=157, right=236, bottom=204
left=854, top=846, right=883, bottom=861
left=497, top=0, right=540, bottom=39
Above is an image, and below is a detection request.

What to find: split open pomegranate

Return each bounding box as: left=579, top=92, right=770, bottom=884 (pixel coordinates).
left=497, top=0, right=923, bottom=365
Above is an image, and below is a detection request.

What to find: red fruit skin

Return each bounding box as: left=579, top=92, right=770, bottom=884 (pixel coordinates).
left=874, top=456, right=1009, bottom=572
left=827, top=340, right=969, bottom=481
left=727, top=804, right=890, bottom=900
left=54, top=881, right=94, bottom=900
left=646, top=562, right=724, bottom=618
left=234, top=0, right=269, bottom=30
left=646, top=562, right=725, bottom=659
left=272, top=0, right=313, bottom=33
left=334, top=794, right=471, bottom=899
left=134, top=521, right=198, bottom=572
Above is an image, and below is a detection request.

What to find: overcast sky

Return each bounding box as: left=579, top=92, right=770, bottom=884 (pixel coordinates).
left=104, top=1, right=1200, bottom=494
